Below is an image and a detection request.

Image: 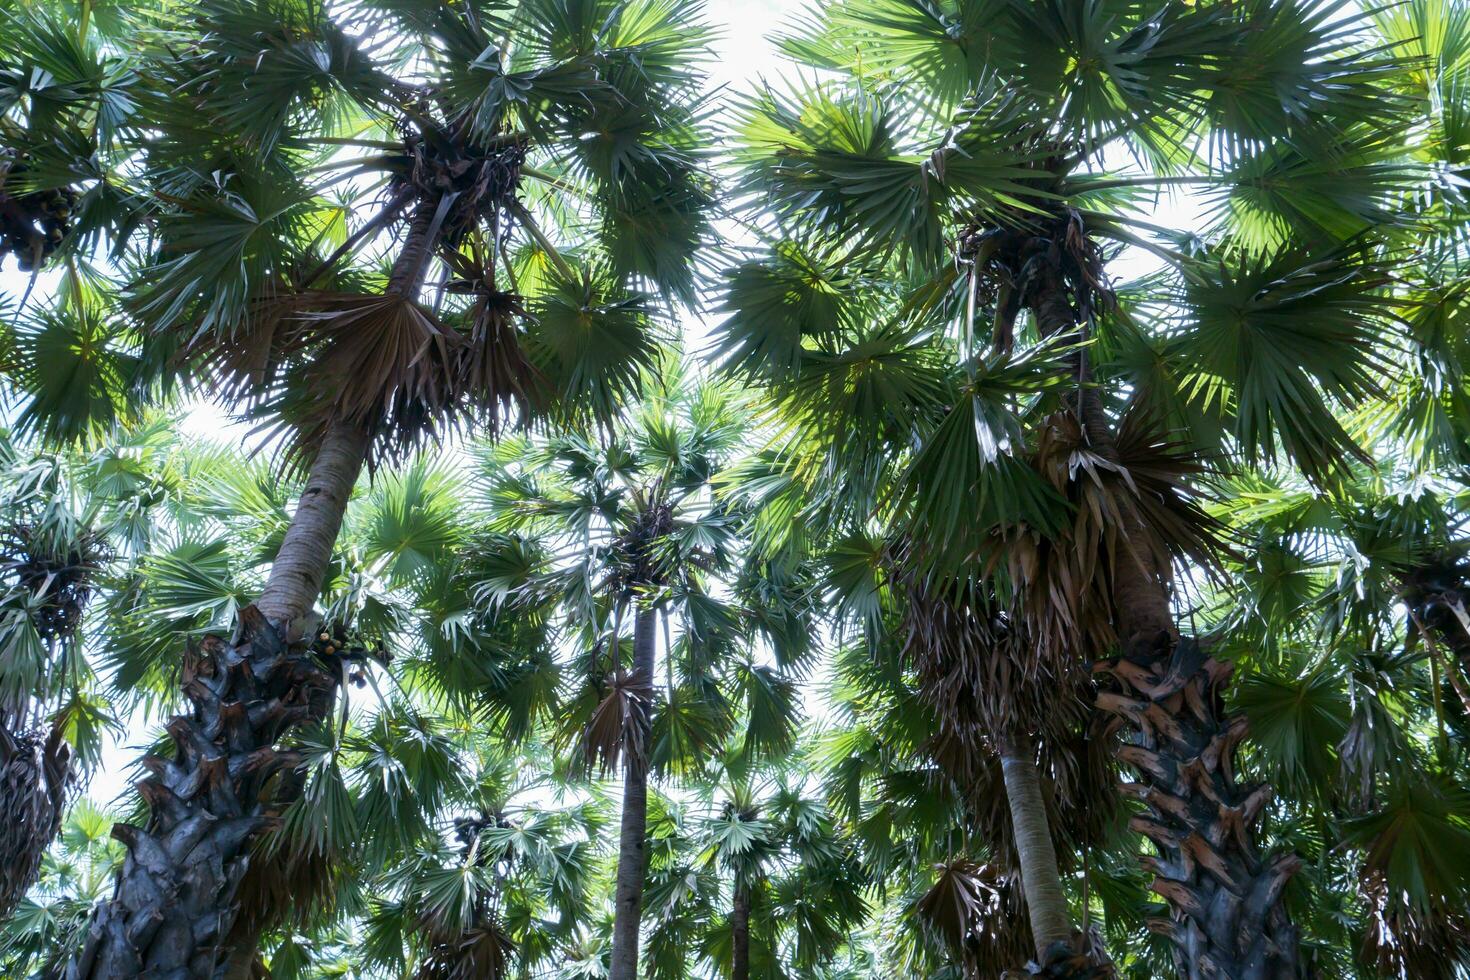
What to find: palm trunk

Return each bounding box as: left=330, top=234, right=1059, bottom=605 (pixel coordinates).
left=1098, top=612, right=1301, bottom=979
left=731, top=881, right=750, bottom=980
left=609, top=607, right=657, bottom=980
left=1029, top=272, right=1303, bottom=978
left=68, top=199, right=441, bottom=980
left=0, top=720, right=71, bottom=920
left=254, top=417, right=372, bottom=628
left=65, top=606, right=339, bottom=980
left=997, top=733, right=1073, bottom=961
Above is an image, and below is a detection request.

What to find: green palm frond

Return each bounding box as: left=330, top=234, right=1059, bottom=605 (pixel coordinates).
left=1166, top=248, right=1395, bottom=482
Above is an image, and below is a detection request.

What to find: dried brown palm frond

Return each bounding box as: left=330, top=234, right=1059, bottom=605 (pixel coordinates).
left=1001, top=405, right=1224, bottom=665
left=227, top=827, right=342, bottom=944
left=913, top=859, right=1033, bottom=979
left=0, top=721, right=72, bottom=919
left=194, top=290, right=535, bottom=469
left=579, top=669, right=654, bottom=776
left=1001, top=411, right=1124, bottom=662
left=1109, top=407, right=1227, bottom=574
left=898, top=566, right=1121, bottom=874
left=900, top=574, right=1051, bottom=743
left=414, top=917, right=514, bottom=980
left=283, top=293, right=471, bottom=459
left=451, top=278, right=538, bottom=425
left=1359, top=871, right=1470, bottom=980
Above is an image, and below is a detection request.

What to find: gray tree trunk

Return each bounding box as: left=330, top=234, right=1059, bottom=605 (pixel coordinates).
left=255, top=418, right=373, bottom=629
left=731, top=881, right=750, bottom=980
left=65, top=608, right=337, bottom=980
left=609, top=607, right=657, bottom=980
left=997, top=732, right=1073, bottom=961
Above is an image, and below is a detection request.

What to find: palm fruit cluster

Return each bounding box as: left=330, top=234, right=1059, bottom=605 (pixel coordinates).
left=0, top=149, right=79, bottom=271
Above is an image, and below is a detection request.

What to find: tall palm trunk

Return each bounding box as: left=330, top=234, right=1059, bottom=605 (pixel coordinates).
left=68, top=201, right=440, bottom=980
left=997, top=733, right=1073, bottom=961
left=1029, top=274, right=1302, bottom=978
left=1100, top=565, right=1301, bottom=979
left=730, top=881, right=750, bottom=980
left=609, top=607, right=657, bottom=980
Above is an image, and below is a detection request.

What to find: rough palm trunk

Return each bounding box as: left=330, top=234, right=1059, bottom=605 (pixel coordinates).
left=1029, top=272, right=1301, bottom=979
left=997, top=733, right=1073, bottom=961
left=66, top=608, right=338, bottom=979
left=0, top=720, right=71, bottom=920
left=69, top=200, right=441, bottom=980
left=609, top=607, right=657, bottom=980
left=731, top=881, right=750, bottom=980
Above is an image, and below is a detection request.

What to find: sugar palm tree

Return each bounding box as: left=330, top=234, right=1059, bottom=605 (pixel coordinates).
left=477, top=363, right=816, bottom=979
left=699, top=762, right=868, bottom=980
left=19, top=438, right=594, bottom=978
left=41, top=0, right=715, bottom=975
left=0, top=418, right=189, bottom=921
left=0, top=439, right=105, bottom=921
left=720, top=1, right=1445, bottom=975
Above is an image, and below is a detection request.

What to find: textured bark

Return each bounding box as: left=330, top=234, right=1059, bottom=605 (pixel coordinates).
left=997, top=733, right=1073, bottom=961
left=609, top=608, right=657, bottom=980
left=67, top=608, right=337, bottom=980
left=1098, top=641, right=1300, bottom=979
left=731, top=882, right=750, bottom=980
left=0, top=721, right=71, bottom=920
left=1028, top=271, right=1301, bottom=978
left=1101, top=439, right=1300, bottom=979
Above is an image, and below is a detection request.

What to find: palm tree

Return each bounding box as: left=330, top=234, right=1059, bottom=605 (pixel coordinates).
left=46, top=0, right=715, bottom=974
left=0, top=442, right=99, bottom=921
left=697, top=763, right=868, bottom=980
left=721, top=2, right=1437, bottom=975
left=477, top=364, right=815, bottom=978
left=13, top=437, right=597, bottom=977
left=0, top=419, right=187, bottom=920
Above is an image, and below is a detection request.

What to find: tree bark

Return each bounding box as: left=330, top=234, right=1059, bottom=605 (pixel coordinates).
left=731, top=881, right=750, bottom=980
left=997, top=732, right=1073, bottom=962
left=0, top=720, right=71, bottom=920
left=609, top=607, right=657, bottom=980
left=1100, top=404, right=1301, bottom=980
left=66, top=608, right=337, bottom=980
